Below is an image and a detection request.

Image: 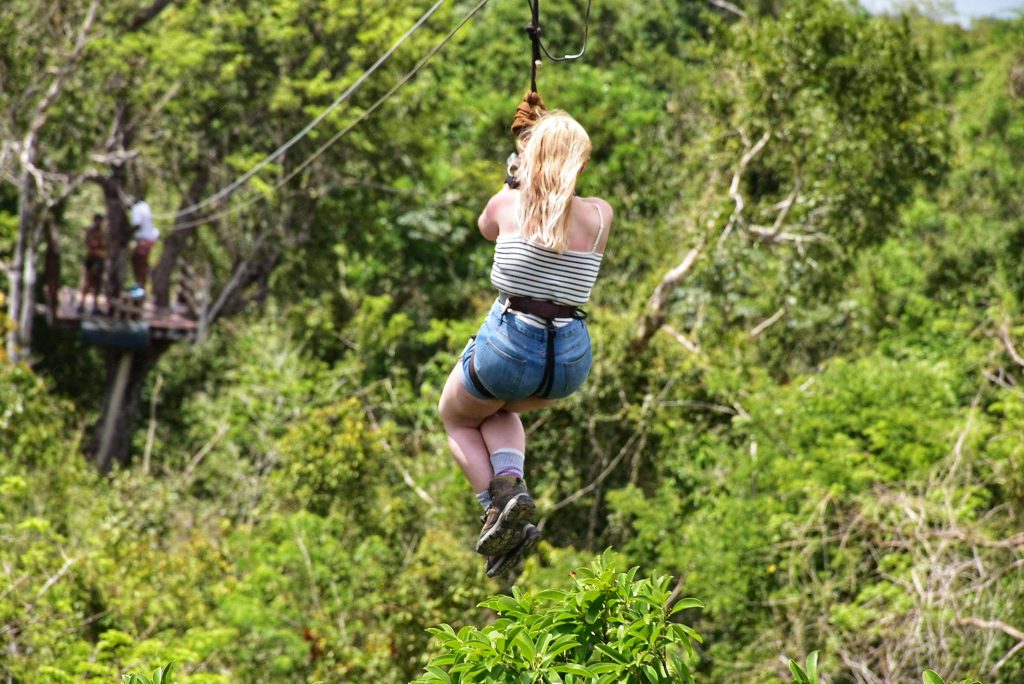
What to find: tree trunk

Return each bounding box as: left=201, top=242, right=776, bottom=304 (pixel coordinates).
left=7, top=170, right=36, bottom=363
left=43, top=216, right=60, bottom=325
left=4, top=0, right=99, bottom=361
left=90, top=342, right=170, bottom=473
left=17, top=217, right=41, bottom=359
left=152, top=169, right=209, bottom=309
left=100, top=175, right=132, bottom=299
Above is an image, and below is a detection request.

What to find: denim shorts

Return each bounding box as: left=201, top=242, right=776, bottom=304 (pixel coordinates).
left=460, top=298, right=593, bottom=401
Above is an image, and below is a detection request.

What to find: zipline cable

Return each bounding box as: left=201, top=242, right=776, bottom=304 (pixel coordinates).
left=155, top=0, right=448, bottom=222
left=169, top=0, right=492, bottom=232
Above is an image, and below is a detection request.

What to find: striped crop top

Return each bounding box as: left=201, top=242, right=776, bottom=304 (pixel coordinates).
left=489, top=202, right=606, bottom=309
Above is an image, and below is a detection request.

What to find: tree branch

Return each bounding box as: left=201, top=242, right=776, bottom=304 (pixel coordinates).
left=748, top=307, right=786, bottom=338
left=956, top=617, right=1024, bottom=672
left=718, top=131, right=771, bottom=248
left=766, top=176, right=802, bottom=239
left=36, top=554, right=75, bottom=598
left=706, top=0, right=747, bottom=17
left=126, top=0, right=177, bottom=32
left=662, top=324, right=701, bottom=355
left=541, top=385, right=671, bottom=520
left=998, top=321, right=1024, bottom=368
left=632, top=244, right=703, bottom=354
left=22, top=0, right=100, bottom=154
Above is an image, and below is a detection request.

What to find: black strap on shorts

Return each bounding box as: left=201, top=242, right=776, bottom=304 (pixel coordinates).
left=467, top=338, right=495, bottom=399
left=535, top=319, right=557, bottom=398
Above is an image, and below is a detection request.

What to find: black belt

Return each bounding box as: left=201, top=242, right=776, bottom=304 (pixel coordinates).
left=500, top=294, right=582, bottom=320
left=467, top=296, right=586, bottom=400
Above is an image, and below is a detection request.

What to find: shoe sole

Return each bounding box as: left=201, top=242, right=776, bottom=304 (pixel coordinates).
left=486, top=525, right=543, bottom=578
left=475, top=494, right=536, bottom=556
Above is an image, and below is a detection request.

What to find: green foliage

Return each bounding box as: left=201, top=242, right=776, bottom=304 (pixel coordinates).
left=0, top=363, right=75, bottom=467
left=417, top=554, right=703, bottom=684
left=923, top=671, right=984, bottom=684
left=124, top=662, right=176, bottom=684
left=788, top=652, right=819, bottom=684
left=3, top=1, right=1024, bottom=682
left=273, top=397, right=388, bottom=517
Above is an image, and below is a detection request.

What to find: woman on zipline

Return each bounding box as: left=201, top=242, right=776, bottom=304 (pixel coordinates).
left=438, top=99, right=613, bottom=576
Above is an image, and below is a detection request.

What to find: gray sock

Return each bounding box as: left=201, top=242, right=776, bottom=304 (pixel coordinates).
left=476, top=490, right=493, bottom=512
left=490, top=448, right=525, bottom=479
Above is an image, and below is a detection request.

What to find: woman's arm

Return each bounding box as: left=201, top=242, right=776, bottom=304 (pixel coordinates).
left=477, top=188, right=514, bottom=241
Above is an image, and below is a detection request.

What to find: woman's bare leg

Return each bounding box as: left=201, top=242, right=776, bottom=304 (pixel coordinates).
left=479, top=410, right=526, bottom=457
left=438, top=364, right=505, bottom=492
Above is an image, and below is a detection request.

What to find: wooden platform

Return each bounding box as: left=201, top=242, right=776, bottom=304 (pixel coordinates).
left=49, top=286, right=199, bottom=342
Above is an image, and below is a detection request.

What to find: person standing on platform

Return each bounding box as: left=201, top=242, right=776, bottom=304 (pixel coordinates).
left=128, top=200, right=159, bottom=298
left=79, top=213, right=106, bottom=313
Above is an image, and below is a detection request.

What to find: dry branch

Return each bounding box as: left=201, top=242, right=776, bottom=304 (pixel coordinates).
left=662, top=324, right=701, bottom=354
left=36, top=554, right=75, bottom=598
left=956, top=617, right=1024, bottom=672
left=706, top=0, right=747, bottom=17
left=632, top=244, right=703, bottom=353
left=956, top=616, right=1024, bottom=641
left=718, top=131, right=771, bottom=247
left=748, top=307, right=786, bottom=338
left=998, top=321, right=1024, bottom=368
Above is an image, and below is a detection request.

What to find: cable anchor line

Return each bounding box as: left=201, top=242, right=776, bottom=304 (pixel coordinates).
left=157, top=0, right=449, bottom=223
left=166, top=0, right=492, bottom=233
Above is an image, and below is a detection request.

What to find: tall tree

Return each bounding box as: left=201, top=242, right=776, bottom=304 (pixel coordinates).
left=0, top=0, right=100, bottom=362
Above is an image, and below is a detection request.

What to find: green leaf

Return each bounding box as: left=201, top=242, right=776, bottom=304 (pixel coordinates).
left=806, top=651, right=819, bottom=684
left=594, top=643, right=628, bottom=663
left=514, top=631, right=537, bottom=663
left=545, top=637, right=581, bottom=660
left=534, top=589, right=568, bottom=602
left=922, top=672, right=945, bottom=684
left=555, top=664, right=595, bottom=678
left=670, top=598, right=704, bottom=614
left=424, top=666, right=452, bottom=684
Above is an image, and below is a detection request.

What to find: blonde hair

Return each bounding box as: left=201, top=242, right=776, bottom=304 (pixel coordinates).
left=516, top=111, right=591, bottom=252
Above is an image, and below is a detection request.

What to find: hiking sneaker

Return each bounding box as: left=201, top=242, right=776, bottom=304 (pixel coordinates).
left=475, top=475, right=535, bottom=556
left=485, top=524, right=542, bottom=578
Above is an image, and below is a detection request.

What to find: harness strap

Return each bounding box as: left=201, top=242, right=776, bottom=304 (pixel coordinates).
left=467, top=341, right=495, bottom=399
left=534, top=320, right=557, bottom=398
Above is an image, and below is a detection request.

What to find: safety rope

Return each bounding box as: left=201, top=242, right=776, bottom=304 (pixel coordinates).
left=527, top=0, right=542, bottom=93
left=168, top=0, right=492, bottom=232
left=156, top=0, right=449, bottom=222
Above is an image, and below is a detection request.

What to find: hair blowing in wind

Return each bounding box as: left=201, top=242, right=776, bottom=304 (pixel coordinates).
left=516, top=111, right=592, bottom=252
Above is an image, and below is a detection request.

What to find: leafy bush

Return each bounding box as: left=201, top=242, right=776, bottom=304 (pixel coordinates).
left=124, top=662, right=176, bottom=684
left=416, top=554, right=704, bottom=683
left=923, top=670, right=983, bottom=684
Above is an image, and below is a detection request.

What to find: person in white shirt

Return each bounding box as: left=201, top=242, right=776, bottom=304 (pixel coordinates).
left=129, top=200, right=160, bottom=297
